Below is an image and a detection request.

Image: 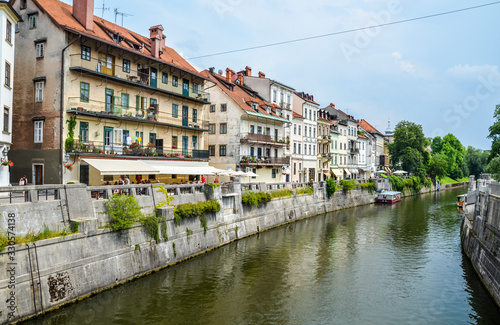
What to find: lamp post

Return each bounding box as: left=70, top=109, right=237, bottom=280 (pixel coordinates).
left=1, top=147, right=8, bottom=163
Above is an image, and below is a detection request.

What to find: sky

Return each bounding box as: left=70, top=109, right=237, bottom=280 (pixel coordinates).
left=64, top=0, right=500, bottom=150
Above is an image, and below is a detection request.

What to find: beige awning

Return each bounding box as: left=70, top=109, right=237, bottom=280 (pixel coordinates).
left=82, top=159, right=159, bottom=175
left=331, top=169, right=343, bottom=177
left=344, top=169, right=351, bottom=176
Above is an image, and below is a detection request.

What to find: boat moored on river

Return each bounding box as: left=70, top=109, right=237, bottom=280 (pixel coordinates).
left=377, top=191, right=401, bottom=204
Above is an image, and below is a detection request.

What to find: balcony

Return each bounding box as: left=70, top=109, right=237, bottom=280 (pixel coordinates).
left=69, top=54, right=210, bottom=104
left=317, top=134, right=332, bottom=144
left=67, top=98, right=208, bottom=132
left=318, top=153, right=332, bottom=160
left=350, top=147, right=360, bottom=154
left=70, top=140, right=209, bottom=160
left=240, top=133, right=288, bottom=146
left=239, top=156, right=290, bottom=166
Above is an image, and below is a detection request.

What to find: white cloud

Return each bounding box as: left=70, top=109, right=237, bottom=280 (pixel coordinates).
left=446, top=64, right=499, bottom=81
left=392, top=51, right=415, bottom=73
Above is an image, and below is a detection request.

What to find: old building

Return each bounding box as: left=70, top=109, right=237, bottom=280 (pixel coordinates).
left=358, top=119, right=386, bottom=172
left=293, top=92, right=318, bottom=182
left=317, top=109, right=333, bottom=181
left=10, top=0, right=210, bottom=185
left=0, top=1, right=20, bottom=186
left=290, top=111, right=305, bottom=182
left=202, top=68, right=290, bottom=183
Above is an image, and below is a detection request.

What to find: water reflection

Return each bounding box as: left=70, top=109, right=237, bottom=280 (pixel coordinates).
left=27, top=188, right=500, bottom=325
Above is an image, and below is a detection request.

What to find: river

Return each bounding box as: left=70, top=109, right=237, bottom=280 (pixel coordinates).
left=27, top=188, right=500, bottom=325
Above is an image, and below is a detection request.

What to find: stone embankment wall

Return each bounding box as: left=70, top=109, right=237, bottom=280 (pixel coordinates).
left=461, top=175, right=500, bottom=307
left=0, top=181, right=376, bottom=324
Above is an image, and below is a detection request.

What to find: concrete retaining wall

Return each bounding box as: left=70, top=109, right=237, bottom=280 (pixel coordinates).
left=461, top=176, right=500, bottom=308
left=0, top=181, right=377, bottom=324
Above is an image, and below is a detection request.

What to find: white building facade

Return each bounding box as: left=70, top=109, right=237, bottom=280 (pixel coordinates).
left=0, top=1, right=20, bottom=186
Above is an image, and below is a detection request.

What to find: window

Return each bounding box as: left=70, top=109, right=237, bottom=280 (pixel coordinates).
left=250, top=125, right=255, bottom=134
left=209, top=105, right=215, bottom=112
left=99, top=53, right=115, bottom=76
left=34, top=120, right=43, bottom=143
left=272, top=168, right=276, bottom=179
left=294, top=124, right=296, bottom=135
left=220, top=123, right=227, bottom=134
left=172, top=76, right=178, bottom=87
left=172, top=136, right=178, bottom=148
left=149, top=133, right=156, bottom=145
left=298, top=144, right=301, bottom=154
left=28, top=14, right=37, bottom=29
left=193, top=82, right=200, bottom=94
left=6, top=20, right=12, bottom=43
left=4, top=62, right=10, bottom=88
left=20, top=0, right=27, bottom=9
left=208, top=124, right=215, bottom=134
left=298, top=125, right=301, bottom=135
left=3, top=107, right=9, bottom=132
left=219, top=145, right=227, bottom=156
left=81, top=45, right=91, bottom=61
left=35, top=42, right=44, bottom=58
left=123, top=59, right=130, bottom=73
left=35, top=81, right=44, bottom=102
left=257, top=126, right=262, bottom=134
left=136, top=96, right=147, bottom=112
left=162, top=72, right=168, bottom=84
left=135, top=131, right=143, bottom=145
left=80, top=122, right=89, bottom=143
left=287, top=94, right=290, bottom=104
left=220, top=104, right=227, bottom=112
left=192, top=109, right=197, bottom=123
left=208, top=145, right=215, bottom=156
left=272, top=89, right=277, bottom=103
left=309, top=145, right=312, bottom=155
left=121, top=93, right=129, bottom=109
left=293, top=143, right=296, bottom=154
left=172, top=104, right=178, bottom=118
left=80, top=82, right=89, bottom=102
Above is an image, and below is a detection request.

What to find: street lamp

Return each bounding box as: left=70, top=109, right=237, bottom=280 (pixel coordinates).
left=1, top=147, right=8, bottom=163
left=64, top=153, right=70, bottom=163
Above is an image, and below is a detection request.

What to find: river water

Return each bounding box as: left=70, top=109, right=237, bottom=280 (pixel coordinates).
left=28, top=188, right=500, bottom=325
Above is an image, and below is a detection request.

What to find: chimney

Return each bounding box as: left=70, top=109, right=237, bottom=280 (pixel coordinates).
left=258, top=71, right=266, bottom=78
left=73, top=0, right=94, bottom=31
left=330, top=103, right=335, bottom=109
left=245, top=66, right=252, bottom=76
left=237, top=73, right=244, bottom=85
left=226, top=68, right=233, bottom=82
left=149, top=25, right=165, bottom=58
left=209, top=67, right=215, bottom=74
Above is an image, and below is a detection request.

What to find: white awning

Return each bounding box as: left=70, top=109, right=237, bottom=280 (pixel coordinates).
left=82, top=159, right=159, bottom=176
left=331, top=169, right=343, bottom=177
left=350, top=169, right=358, bottom=174
left=344, top=169, right=351, bottom=176
left=143, top=161, right=224, bottom=175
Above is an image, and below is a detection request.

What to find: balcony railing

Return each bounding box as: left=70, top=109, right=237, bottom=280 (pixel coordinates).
left=240, top=133, right=288, bottom=146
left=67, top=98, right=208, bottom=130
left=70, top=140, right=209, bottom=160
left=69, top=54, right=210, bottom=104
left=319, top=153, right=332, bottom=159
left=240, top=156, right=290, bottom=166
left=350, top=147, right=360, bottom=154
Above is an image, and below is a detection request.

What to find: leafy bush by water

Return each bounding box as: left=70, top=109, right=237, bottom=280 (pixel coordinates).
left=241, top=191, right=272, bottom=207
left=340, top=179, right=358, bottom=193
left=105, top=194, right=144, bottom=230
left=326, top=179, right=337, bottom=199
left=296, top=186, right=314, bottom=196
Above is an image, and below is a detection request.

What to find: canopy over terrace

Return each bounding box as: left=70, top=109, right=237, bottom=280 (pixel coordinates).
left=81, top=159, right=225, bottom=184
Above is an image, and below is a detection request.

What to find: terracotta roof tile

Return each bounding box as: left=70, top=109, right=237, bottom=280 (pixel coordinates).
left=33, top=0, right=203, bottom=78
left=358, top=119, right=383, bottom=135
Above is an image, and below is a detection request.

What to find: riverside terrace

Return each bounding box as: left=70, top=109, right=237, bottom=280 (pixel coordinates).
left=0, top=181, right=318, bottom=236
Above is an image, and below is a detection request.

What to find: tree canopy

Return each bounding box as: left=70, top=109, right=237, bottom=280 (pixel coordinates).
left=488, top=104, right=500, bottom=162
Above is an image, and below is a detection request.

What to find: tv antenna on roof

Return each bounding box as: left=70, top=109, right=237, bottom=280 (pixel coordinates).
left=96, top=0, right=110, bottom=20
left=114, top=7, right=133, bottom=28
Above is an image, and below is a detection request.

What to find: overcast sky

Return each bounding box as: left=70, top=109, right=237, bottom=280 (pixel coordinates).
left=64, top=0, right=499, bottom=150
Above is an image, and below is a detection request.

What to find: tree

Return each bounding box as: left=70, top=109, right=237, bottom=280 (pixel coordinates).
left=388, top=121, right=428, bottom=181
left=431, top=136, right=443, bottom=154
left=486, top=157, right=500, bottom=181
left=440, top=133, right=466, bottom=179
left=464, top=146, right=488, bottom=179
left=427, top=153, right=448, bottom=180
left=488, top=104, right=500, bottom=162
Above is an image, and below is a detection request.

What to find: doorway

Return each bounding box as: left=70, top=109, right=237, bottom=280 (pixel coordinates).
left=33, top=164, right=43, bottom=185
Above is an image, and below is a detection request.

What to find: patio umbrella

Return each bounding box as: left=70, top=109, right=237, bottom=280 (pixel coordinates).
left=393, top=170, right=407, bottom=175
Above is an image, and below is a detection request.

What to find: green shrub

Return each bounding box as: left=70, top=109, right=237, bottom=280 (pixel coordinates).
left=241, top=191, right=272, bottom=206
left=269, top=189, right=293, bottom=199
left=173, top=200, right=221, bottom=230
left=326, top=179, right=337, bottom=199
left=388, top=175, right=405, bottom=192
left=105, top=194, right=144, bottom=230
left=360, top=182, right=376, bottom=193
left=141, top=215, right=162, bottom=243
left=296, top=186, right=314, bottom=195
left=340, top=179, right=358, bottom=193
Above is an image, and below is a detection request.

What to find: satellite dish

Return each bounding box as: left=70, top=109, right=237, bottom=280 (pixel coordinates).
left=218, top=69, right=223, bottom=75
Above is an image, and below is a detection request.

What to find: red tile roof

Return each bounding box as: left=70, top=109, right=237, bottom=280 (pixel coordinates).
left=32, top=0, right=203, bottom=78
left=293, top=112, right=305, bottom=119
left=201, top=70, right=288, bottom=122
left=358, top=119, right=383, bottom=135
